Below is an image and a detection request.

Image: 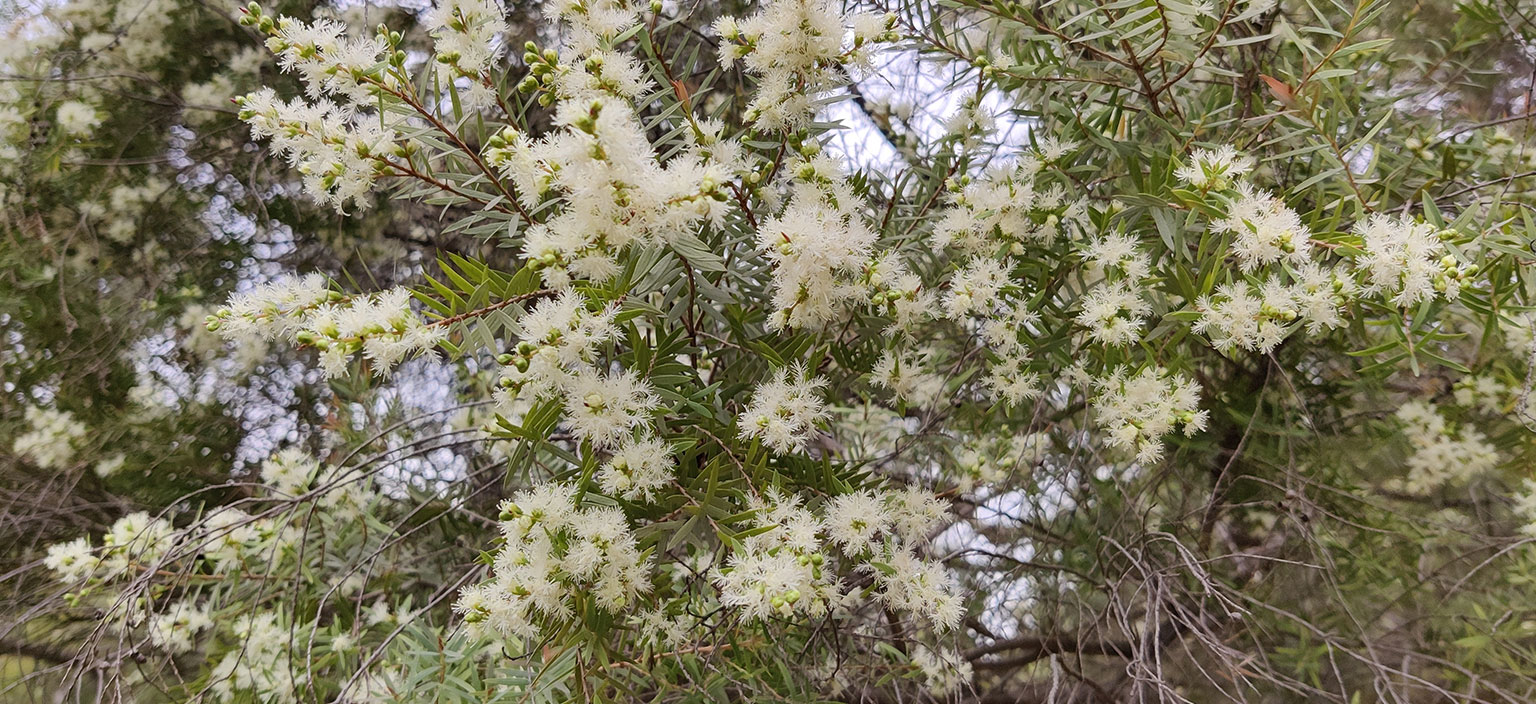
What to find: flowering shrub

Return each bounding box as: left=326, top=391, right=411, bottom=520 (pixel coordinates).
left=11, top=0, right=1536, bottom=702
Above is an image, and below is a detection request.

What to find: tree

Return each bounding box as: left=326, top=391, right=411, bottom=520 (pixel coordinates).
left=8, top=0, right=1536, bottom=702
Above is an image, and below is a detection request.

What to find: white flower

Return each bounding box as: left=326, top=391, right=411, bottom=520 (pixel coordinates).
left=1354, top=214, right=1463, bottom=307
left=982, top=347, right=1043, bottom=406
left=546, top=0, right=639, bottom=54
left=266, top=16, right=387, bottom=104
left=13, top=406, right=86, bottom=470
left=1395, top=401, right=1499, bottom=493
left=873, top=547, right=963, bottom=630
left=714, top=544, right=827, bottom=620
left=911, top=645, right=973, bottom=695
left=871, top=348, right=945, bottom=407
left=44, top=537, right=97, bottom=582
left=147, top=599, right=213, bottom=654
left=198, top=508, right=258, bottom=572
left=211, top=612, right=308, bottom=700
left=713, top=492, right=832, bottom=620
left=717, top=0, right=864, bottom=130
left=597, top=435, right=674, bottom=501
left=102, top=511, right=175, bottom=569
left=824, top=490, right=890, bottom=555
left=490, top=96, right=731, bottom=288
left=563, top=369, right=660, bottom=449
left=886, top=486, right=948, bottom=543
left=427, top=0, right=508, bottom=83
left=1289, top=262, right=1354, bottom=334
left=299, top=287, right=445, bottom=377
left=757, top=182, right=877, bottom=329
left=933, top=159, right=1082, bottom=254
left=1077, top=282, right=1151, bottom=347
left=211, top=274, right=334, bottom=342
left=1213, top=183, right=1313, bottom=271
left=260, top=448, right=321, bottom=496
left=738, top=365, right=830, bottom=453
left=1193, top=278, right=1295, bottom=354
left=1512, top=479, right=1536, bottom=537
left=238, top=88, right=398, bottom=211
left=459, top=482, right=651, bottom=641
left=1082, top=233, right=1151, bottom=281
left=364, top=599, right=395, bottom=627
left=55, top=100, right=101, bottom=137
left=1091, top=366, right=1208, bottom=464
left=1453, top=375, right=1509, bottom=415
left=516, top=289, right=617, bottom=367
left=331, top=632, right=356, bottom=653
left=1175, top=145, right=1254, bottom=190
left=94, top=454, right=127, bottom=478
left=943, top=257, right=1009, bottom=319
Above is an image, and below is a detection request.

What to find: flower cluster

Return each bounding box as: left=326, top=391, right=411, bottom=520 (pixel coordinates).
left=146, top=599, right=213, bottom=654
left=738, top=365, right=830, bottom=454
left=44, top=538, right=97, bottom=582
left=427, top=0, right=509, bottom=109
left=1075, top=234, right=1154, bottom=347
left=499, top=289, right=618, bottom=395
left=714, top=487, right=961, bottom=629
left=596, top=435, right=675, bottom=502
left=456, top=483, right=652, bottom=640
left=563, top=369, right=662, bottom=449
left=1393, top=402, right=1499, bottom=493
left=55, top=100, right=101, bottom=137
left=933, top=153, right=1088, bottom=255
left=299, top=288, right=448, bottom=377
left=952, top=433, right=1052, bottom=493
left=911, top=645, right=973, bottom=695
left=942, top=257, right=1010, bottom=320
left=258, top=448, right=378, bottom=520
left=1453, top=375, right=1510, bottom=415
left=44, top=511, right=176, bottom=588
left=871, top=347, right=945, bottom=408
left=546, top=0, right=640, bottom=55
left=1512, top=479, right=1536, bottom=537
left=88, top=178, right=173, bottom=243
left=44, top=506, right=302, bottom=591
left=960, top=289, right=1049, bottom=408
left=205, top=274, right=336, bottom=342
left=197, top=507, right=266, bottom=573
left=1090, top=366, right=1208, bottom=464
left=1194, top=280, right=1298, bottom=355
left=237, top=88, right=398, bottom=212
left=756, top=168, right=879, bottom=329
left=495, top=290, right=674, bottom=499
left=1354, top=214, right=1471, bottom=307
left=1213, top=184, right=1314, bottom=271
left=714, top=490, right=837, bottom=620
left=716, top=0, right=893, bottom=131
left=13, top=406, right=86, bottom=470
left=260, top=448, right=321, bottom=496
left=235, top=6, right=412, bottom=210
left=1177, top=149, right=1358, bottom=354
left=208, top=612, right=309, bottom=702
left=1175, top=145, right=1254, bottom=191
left=210, top=281, right=443, bottom=377
left=258, top=11, right=389, bottom=104
left=489, top=95, right=737, bottom=288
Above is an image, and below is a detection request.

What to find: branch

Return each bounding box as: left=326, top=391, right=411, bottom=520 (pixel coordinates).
left=0, top=637, right=78, bottom=664
left=964, top=618, right=1186, bottom=670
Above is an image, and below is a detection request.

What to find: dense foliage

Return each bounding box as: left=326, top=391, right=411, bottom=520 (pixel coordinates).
left=9, top=0, right=1536, bottom=702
